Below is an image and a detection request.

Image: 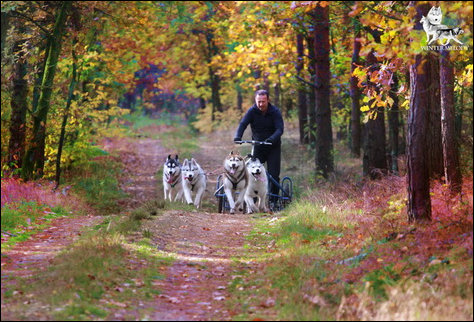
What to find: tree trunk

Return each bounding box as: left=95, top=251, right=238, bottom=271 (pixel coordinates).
left=55, top=38, right=78, bottom=188
left=7, top=21, right=28, bottom=172
left=363, top=44, right=387, bottom=179
left=236, top=84, right=243, bottom=112
left=350, top=18, right=362, bottom=157
left=1, top=12, right=9, bottom=61
left=388, top=73, right=399, bottom=174
left=313, top=4, right=334, bottom=178
left=408, top=53, right=432, bottom=222
left=427, top=52, right=444, bottom=179
left=273, top=81, right=281, bottom=109
left=296, top=33, right=308, bottom=144
left=440, top=49, right=462, bottom=194
left=306, top=35, right=316, bottom=145
left=406, top=3, right=433, bottom=222
left=205, top=31, right=222, bottom=121
left=22, top=1, right=71, bottom=180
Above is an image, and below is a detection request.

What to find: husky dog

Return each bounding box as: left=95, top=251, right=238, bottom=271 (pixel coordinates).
left=181, top=158, right=207, bottom=208
left=223, top=151, right=248, bottom=214
left=163, top=155, right=183, bottom=202
left=244, top=157, right=268, bottom=214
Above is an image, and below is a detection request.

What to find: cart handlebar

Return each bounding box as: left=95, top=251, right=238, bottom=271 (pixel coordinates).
left=234, top=140, right=272, bottom=146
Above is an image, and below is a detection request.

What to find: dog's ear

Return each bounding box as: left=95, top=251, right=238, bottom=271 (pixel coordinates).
left=230, top=150, right=234, bottom=155
left=246, top=154, right=252, bottom=158
left=191, top=158, right=197, bottom=166
left=183, top=159, right=188, bottom=166
left=167, top=154, right=171, bottom=160
left=175, top=154, right=179, bottom=161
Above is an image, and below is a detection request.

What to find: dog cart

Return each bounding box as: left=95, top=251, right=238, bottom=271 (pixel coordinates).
left=214, top=140, right=293, bottom=213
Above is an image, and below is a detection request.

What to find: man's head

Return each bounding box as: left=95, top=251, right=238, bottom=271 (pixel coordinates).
left=255, top=89, right=269, bottom=113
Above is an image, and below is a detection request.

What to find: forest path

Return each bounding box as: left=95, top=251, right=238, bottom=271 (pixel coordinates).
left=1, top=129, right=262, bottom=321
left=102, top=130, right=258, bottom=320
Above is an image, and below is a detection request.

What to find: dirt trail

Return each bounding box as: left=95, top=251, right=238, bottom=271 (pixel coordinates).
left=109, top=131, right=255, bottom=320
left=2, top=129, right=259, bottom=320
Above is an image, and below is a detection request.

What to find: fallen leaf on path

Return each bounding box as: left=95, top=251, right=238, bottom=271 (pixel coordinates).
left=108, top=300, right=128, bottom=308
left=260, top=298, right=275, bottom=308
left=303, top=294, right=327, bottom=307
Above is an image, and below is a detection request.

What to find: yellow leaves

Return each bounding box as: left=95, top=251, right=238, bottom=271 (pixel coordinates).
left=386, top=96, right=394, bottom=108
left=401, top=99, right=410, bottom=110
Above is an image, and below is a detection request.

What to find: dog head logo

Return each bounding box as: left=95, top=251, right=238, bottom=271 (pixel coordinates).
left=420, top=6, right=464, bottom=46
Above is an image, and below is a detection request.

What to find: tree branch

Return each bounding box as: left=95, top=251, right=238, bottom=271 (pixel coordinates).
left=295, top=75, right=320, bottom=89
left=10, top=10, right=51, bottom=36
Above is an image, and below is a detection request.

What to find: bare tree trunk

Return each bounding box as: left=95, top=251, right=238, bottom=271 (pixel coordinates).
left=388, top=73, right=399, bottom=174
left=273, top=82, right=280, bottom=109
left=350, top=18, right=362, bottom=157
left=407, top=3, right=432, bottom=222
left=363, top=42, right=387, bottom=179
left=306, top=35, right=316, bottom=145
left=313, top=4, right=334, bottom=178
left=1, top=12, right=9, bottom=61
left=22, top=1, right=71, bottom=180
left=440, top=49, right=462, bottom=194
left=7, top=20, right=28, bottom=172
left=427, top=52, right=444, bottom=179
left=55, top=37, right=78, bottom=188
left=236, top=84, right=243, bottom=112
left=296, top=33, right=308, bottom=144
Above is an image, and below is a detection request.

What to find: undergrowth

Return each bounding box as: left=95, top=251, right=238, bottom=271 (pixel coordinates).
left=228, top=170, right=473, bottom=320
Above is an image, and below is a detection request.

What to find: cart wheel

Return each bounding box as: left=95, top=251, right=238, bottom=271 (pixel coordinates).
left=281, top=177, right=292, bottom=209
left=218, top=196, right=225, bottom=213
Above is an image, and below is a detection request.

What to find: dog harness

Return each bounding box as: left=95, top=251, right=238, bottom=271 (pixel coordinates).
left=185, top=172, right=204, bottom=191
left=224, top=168, right=248, bottom=190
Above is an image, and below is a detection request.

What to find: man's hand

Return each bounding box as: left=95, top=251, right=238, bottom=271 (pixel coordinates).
left=234, top=137, right=242, bottom=144
left=265, top=138, right=273, bottom=144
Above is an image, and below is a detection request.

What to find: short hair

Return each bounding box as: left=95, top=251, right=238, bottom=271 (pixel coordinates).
left=255, top=89, right=269, bottom=98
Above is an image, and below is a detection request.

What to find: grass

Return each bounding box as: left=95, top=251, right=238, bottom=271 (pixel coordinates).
left=65, top=154, right=127, bottom=214
left=1, top=202, right=74, bottom=250
left=224, top=128, right=473, bottom=321
left=226, top=175, right=473, bottom=321
left=2, top=203, right=175, bottom=321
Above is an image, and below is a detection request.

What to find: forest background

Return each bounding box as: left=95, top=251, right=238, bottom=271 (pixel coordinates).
left=1, top=1, right=473, bottom=321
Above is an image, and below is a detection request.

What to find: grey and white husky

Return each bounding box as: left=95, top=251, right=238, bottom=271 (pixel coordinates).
left=244, top=157, right=268, bottom=214
left=223, top=151, right=248, bottom=214
left=181, top=158, right=207, bottom=208
left=163, top=154, right=183, bottom=202
left=421, top=6, right=464, bottom=45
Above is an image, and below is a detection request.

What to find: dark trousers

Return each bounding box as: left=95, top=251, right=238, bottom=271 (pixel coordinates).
left=254, top=144, right=281, bottom=201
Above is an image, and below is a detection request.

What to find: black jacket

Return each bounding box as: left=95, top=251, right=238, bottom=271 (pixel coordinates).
left=234, top=103, right=284, bottom=145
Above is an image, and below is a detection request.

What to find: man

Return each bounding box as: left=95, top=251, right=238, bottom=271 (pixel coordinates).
left=234, top=89, right=284, bottom=203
